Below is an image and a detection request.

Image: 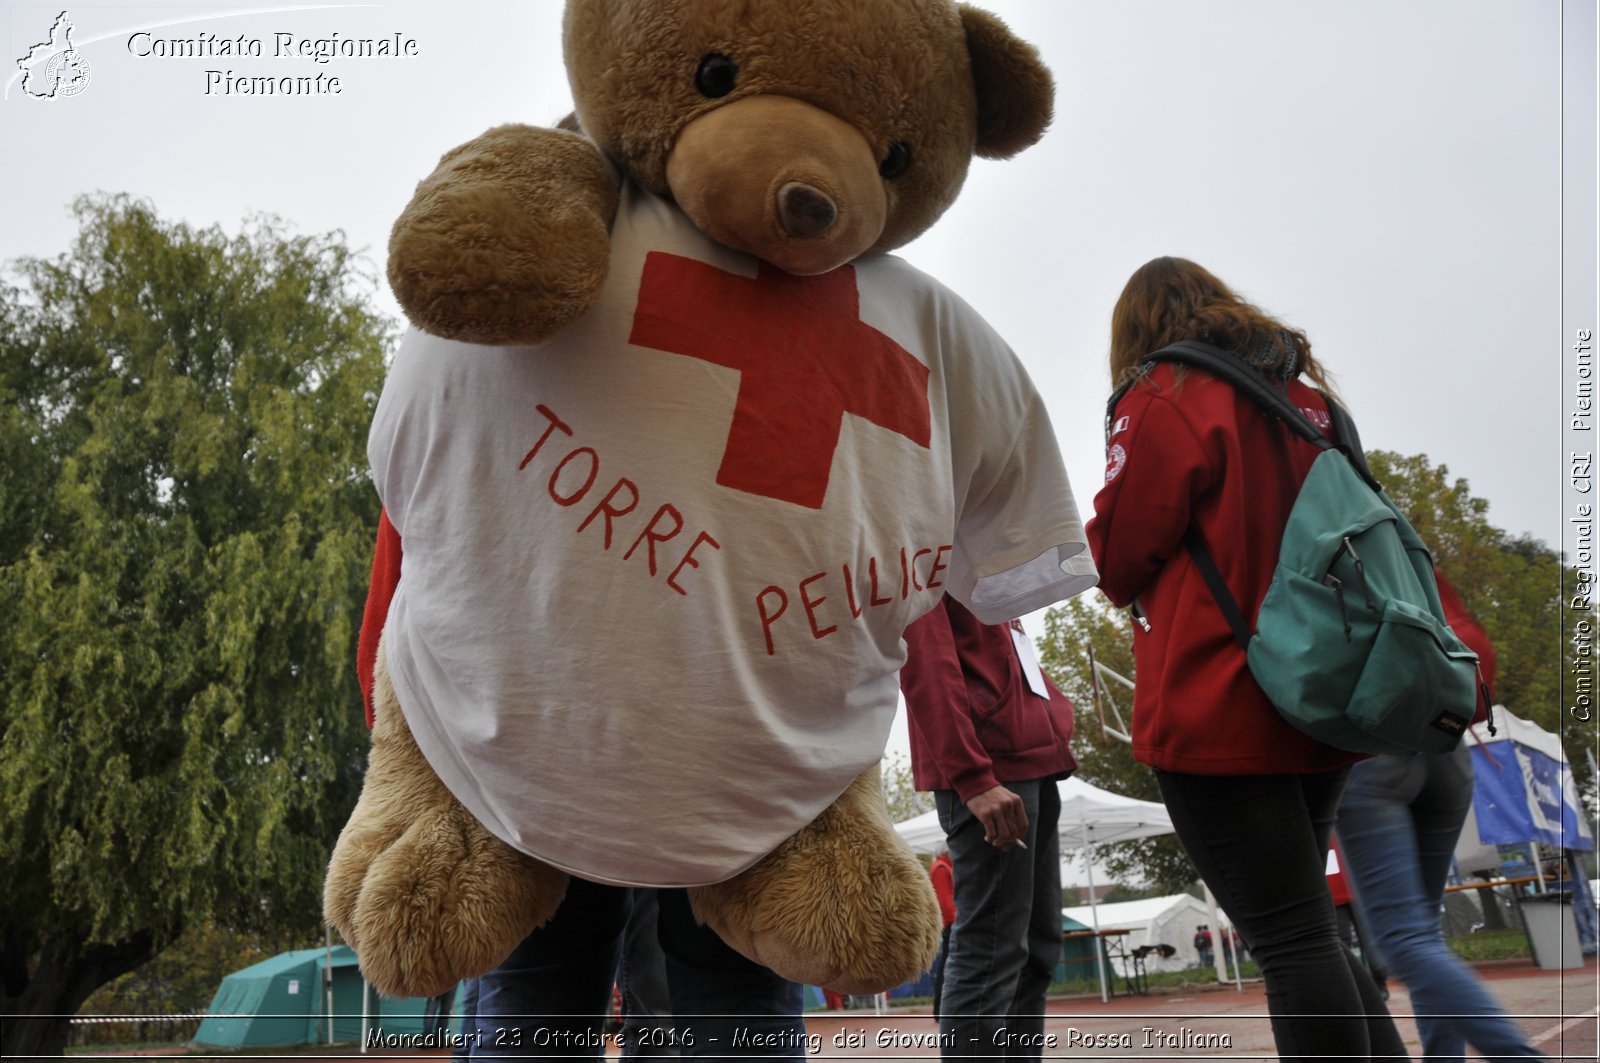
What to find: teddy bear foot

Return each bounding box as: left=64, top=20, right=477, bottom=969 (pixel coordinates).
left=688, top=767, right=941, bottom=995
left=324, top=645, right=569, bottom=999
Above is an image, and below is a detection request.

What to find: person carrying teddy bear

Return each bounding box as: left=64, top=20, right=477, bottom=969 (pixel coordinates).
left=325, top=1, right=1098, bottom=1055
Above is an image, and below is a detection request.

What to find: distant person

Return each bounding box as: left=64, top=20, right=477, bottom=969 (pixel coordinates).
left=1192, top=925, right=1213, bottom=969
left=928, top=849, right=957, bottom=1019
left=902, top=595, right=1077, bottom=1060
left=1336, top=575, right=1546, bottom=1062
left=1085, top=256, right=1405, bottom=1061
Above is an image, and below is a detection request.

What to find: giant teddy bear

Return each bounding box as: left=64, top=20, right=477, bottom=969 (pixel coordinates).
left=324, top=0, right=1096, bottom=1000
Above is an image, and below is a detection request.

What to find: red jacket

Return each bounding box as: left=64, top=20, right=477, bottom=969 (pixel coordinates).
left=357, top=509, right=403, bottom=727
left=901, top=596, right=1077, bottom=801
left=1086, top=364, right=1360, bottom=775
left=1435, top=571, right=1496, bottom=710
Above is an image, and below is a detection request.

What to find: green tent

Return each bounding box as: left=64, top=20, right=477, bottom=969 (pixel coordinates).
left=1056, top=913, right=1112, bottom=986
left=192, top=945, right=458, bottom=1050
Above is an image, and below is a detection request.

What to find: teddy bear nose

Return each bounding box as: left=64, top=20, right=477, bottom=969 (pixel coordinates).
left=777, top=182, right=838, bottom=239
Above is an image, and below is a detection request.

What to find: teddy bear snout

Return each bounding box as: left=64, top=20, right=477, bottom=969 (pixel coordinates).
left=777, top=182, right=838, bottom=239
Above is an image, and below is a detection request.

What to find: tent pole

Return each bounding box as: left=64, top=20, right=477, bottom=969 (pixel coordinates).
left=324, top=924, right=334, bottom=1045
left=1202, top=885, right=1233, bottom=988
left=1084, top=820, right=1110, bottom=1004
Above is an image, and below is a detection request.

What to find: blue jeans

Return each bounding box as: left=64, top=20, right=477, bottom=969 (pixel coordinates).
left=935, top=777, right=1063, bottom=1060
left=471, top=878, right=805, bottom=1059
left=1336, top=750, right=1545, bottom=1063
left=1156, top=768, right=1406, bottom=1063
left=619, top=889, right=678, bottom=1059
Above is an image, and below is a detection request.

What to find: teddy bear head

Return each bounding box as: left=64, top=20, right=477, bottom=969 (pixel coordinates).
left=562, top=0, right=1054, bottom=276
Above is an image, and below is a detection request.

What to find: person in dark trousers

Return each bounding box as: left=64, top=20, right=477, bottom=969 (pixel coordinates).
left=1192, top=925, right=1213, bottom=969
left=618, top=889, right=680, bottom=1059
left=353, top=518, right=805, bottom=1061
left=1336, top=575, right=1546, bottom=1062
left=902, top=595, right=1076, bottom=1060
left=1085, top=256, right=1405, bottom=1062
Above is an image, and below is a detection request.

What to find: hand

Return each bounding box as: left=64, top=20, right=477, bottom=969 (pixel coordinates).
left=966, top=785, right=1028, bottom=850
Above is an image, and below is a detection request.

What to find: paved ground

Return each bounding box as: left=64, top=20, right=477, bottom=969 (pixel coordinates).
left=799, top=955, right=1597, bottom=1059
left=85, top=955, right=1599, bottom=1061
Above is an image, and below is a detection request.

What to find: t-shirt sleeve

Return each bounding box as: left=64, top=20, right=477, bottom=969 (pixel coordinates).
left=946, top=389, right=1099, bottom=625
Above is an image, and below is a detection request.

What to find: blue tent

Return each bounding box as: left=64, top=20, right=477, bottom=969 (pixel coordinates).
left=1469, top=708, right=1593, bottom=852
left=1468, top=707, right=1596, bottom=953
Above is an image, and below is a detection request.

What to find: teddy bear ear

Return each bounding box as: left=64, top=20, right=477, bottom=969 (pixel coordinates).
left=959, top=4, right=1055, bottom=159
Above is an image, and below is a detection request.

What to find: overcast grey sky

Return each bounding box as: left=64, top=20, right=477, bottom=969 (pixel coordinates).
left=4, top=1, right=1595, bottom=775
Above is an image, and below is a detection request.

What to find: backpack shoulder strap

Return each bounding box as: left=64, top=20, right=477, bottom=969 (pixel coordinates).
left=1321, top=394, right=1383, bottom=491
left=1143, top=341, right=1335, bottom=450
left=1183, top=527, right=1253, bottom=649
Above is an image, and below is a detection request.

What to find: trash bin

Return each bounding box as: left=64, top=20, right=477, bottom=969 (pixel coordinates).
left=1520, top=893, right=1584, bottom=970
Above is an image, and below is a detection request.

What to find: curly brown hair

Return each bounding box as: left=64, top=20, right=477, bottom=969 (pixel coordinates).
left=1108, top=256, right=1334, bottom=392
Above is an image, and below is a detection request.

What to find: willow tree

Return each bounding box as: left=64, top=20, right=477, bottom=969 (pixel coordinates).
left=0, top=196, right=388, bottom=1057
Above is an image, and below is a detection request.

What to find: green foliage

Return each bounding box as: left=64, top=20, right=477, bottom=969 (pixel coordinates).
left=73, top=921, right=303, bottom=1048
left=0, top=194, right=390, bottom=1054
left=1036, top=597, right=1198, bottom=894
left=1445, top=927, right=1530, bottom=963
left=881, top=750, right=934, bottom=825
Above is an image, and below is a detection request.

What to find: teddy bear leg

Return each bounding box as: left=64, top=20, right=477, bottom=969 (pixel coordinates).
left=324, top=640, right=569, bottom=999
left=688, top=766, right=941, bottom=995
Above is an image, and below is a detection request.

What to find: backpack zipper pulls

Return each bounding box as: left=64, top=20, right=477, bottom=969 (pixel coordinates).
left=1324, top=574, right=1353, bottom=641
left=1341, top=536, right=1378, bottom=612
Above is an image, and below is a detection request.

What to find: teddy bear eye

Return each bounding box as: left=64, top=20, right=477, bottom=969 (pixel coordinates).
left=879, top=141, right=912, bottom=179
left=694, top=53, right=739, bottom=99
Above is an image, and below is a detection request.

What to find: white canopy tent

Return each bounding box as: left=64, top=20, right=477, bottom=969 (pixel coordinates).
left=895, top=775, right=1177, bottom=1001
left=894, top=776, right=1175, bottom=854
left=1060, top=893, right=1213, bottom=976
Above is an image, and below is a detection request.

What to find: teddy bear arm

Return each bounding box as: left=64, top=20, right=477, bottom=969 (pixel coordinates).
left=387, top=124, right=619, bottom=346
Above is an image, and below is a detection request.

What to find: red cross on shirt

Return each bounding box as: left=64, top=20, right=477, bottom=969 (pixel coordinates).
left=629, top=252, right=932, bottom=509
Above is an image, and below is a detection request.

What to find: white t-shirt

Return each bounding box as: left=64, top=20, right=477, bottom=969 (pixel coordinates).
left=370, top=182, right=1098, bottom=887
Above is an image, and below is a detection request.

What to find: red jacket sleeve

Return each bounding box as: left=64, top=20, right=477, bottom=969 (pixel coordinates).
left=357, top=509, right=403, bottom=727
left=901, top=597, right=1001, bottom=801
left=1085, top=384, right=1216, bottom=608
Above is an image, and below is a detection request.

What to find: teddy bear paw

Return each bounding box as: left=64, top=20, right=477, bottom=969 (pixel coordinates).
left=387, top=123, right=617, bottom=347
left=325, top=793, right=568, bottom=999
left=688, top=772, right=941, bottom=995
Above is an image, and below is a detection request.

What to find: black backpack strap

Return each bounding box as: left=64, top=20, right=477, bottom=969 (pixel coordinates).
left=1182, top=527, right=1253, bottom=649
left=1104, top=374, right=1143, bottom=444
left=1322, top=395, right=1383, bottom=491
left=1143, top=341, right=1336, bottom=451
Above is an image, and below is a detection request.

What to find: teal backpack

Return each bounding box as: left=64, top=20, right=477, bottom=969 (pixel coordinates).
left=1113, top=341, right=1489, bottom=755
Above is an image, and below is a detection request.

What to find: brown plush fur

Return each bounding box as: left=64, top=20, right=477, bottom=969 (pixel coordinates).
left=387, top=125, right=618, bottom=346
left=337, top=0, right=1053, bottom=998
left=689, top=769, right=941, bottom=994
left=323, top=640, right=568, bottom=998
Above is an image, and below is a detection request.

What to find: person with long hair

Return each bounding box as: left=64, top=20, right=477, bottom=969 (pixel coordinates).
left=1084, top=256, right=1406, bottom=1061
